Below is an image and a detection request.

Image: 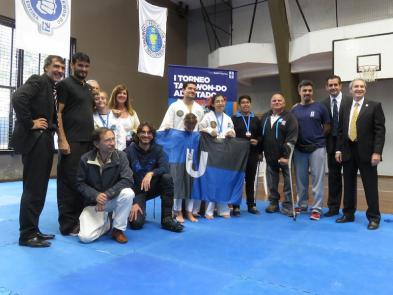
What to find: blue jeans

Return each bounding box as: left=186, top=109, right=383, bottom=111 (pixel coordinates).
left=293, top=147, right=326, bottom=212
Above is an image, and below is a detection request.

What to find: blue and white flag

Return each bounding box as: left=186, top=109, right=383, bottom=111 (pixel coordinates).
left=156, top=130, right=249, bottom=204
left=156, top=129, right=200, bottom=200
left=15, top=0, right=71, bottom=58
left=138, top=0, right=167, bottom=77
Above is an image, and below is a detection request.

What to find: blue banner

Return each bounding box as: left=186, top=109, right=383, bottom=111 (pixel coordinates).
left=156, top=130, right=249, bottom=204
left=168, top=65, right=238, bottom=116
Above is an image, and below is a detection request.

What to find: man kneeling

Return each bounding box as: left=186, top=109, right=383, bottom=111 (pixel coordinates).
left=125, top=122, right=183, bottom=232
left=77, top=127, right=134, bottom=243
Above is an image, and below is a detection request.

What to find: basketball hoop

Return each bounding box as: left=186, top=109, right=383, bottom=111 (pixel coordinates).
left=358, top=65, right=378, bottom=82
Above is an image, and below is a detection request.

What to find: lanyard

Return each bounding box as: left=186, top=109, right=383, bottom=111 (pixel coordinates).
left=214, top=112, right=223, bottom=134
left=241, top=115, right=251, bottom=133
left=98, top=113, right=109, bottom=128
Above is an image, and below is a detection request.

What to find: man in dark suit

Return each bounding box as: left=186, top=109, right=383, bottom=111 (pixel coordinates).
left=11, top=55, right=65, bottom=247
left=335, top=78, right=385, bottom=230
left=322, top=75, right=350, bottom=217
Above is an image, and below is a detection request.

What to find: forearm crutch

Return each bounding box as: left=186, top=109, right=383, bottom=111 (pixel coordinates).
left=287, top=143, right=296, bottom=221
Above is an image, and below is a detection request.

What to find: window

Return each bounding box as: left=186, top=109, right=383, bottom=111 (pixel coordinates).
left=0, top=15, right=75, bottom=151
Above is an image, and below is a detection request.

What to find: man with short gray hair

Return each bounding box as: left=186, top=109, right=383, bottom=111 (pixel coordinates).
left=12, top=55, right=65, bottom=247
left=335, top=79, right=385, bottom=230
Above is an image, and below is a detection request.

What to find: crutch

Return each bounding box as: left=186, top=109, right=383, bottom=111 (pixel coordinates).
left=253, top=159, right=261, bottom=204
left=287, top=143, right=296, bottom=221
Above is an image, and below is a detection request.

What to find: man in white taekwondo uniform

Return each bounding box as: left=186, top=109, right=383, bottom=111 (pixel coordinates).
left=159, top=81, right=205, bottom=223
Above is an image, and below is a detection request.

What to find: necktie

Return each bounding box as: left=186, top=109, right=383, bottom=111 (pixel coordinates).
left=332, top=98, right=338, bottom=136
left=349, top=103, right=359, bottom=141
left=53, top=86, right=58, bottom=128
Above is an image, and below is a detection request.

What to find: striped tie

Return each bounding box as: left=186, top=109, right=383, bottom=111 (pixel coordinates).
left=349, top=103, right=359, bottom=141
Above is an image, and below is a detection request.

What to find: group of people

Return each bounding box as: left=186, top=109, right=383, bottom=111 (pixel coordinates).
left=11, top=51, right=385, bottom=248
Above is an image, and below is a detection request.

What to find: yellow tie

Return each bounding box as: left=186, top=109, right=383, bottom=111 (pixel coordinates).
left=349, top=103, right=359, bottom=141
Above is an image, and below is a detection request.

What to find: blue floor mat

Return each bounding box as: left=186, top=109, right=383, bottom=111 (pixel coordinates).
left=1, top=180, right=392, bottom=295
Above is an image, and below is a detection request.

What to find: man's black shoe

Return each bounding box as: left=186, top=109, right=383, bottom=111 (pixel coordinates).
left=367, top=220, right=379, bottom=230
left=37, top=231, right=55, bottom=240
left=248, top=206, right=260, bottom=215
left=232, top=207, right=241, bottom=217
left=265, top=202, right=279, bottom=213
left=19, top=236, right=51, bottom=248
left=324, top=209, right=339, bottom=217
left=161, top=217, right=184, bottom=232
left=336, top=215, right=355, bottom=223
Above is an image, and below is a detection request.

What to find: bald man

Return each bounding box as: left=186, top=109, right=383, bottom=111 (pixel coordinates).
left=261, top=94, right=298, bottom=216
left=87, top=80, right=100, bottom=93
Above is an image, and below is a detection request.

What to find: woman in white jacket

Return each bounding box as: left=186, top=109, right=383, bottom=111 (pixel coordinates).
left=199, top=94, right=236, bottom=219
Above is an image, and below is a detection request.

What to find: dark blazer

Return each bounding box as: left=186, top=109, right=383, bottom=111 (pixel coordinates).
left=322, top=95, right=351, bottom=154
left=76, top=150, right=133, bottom=206
left=11, top=74, right=56, bottom=154
left=337, top=98, right=385, bottom=162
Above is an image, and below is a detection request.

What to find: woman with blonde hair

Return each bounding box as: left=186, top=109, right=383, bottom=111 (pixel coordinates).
left=109, top=84, right=140, bottom=146
left=93, top=90, right=126, bottom=151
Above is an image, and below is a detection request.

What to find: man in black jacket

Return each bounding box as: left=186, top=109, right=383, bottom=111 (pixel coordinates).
left=261, top=94, right=298, bottom=216
left=76, top=128, right=134, bottom=243
left=322, top=75, right=350, bottom=217
left=12, top=55, right=65, bottom=248
left=125, top=122, right=183, bottom=232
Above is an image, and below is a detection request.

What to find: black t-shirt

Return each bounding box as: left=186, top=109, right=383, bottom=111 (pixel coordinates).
left=57, top=76, right=94, bottom=142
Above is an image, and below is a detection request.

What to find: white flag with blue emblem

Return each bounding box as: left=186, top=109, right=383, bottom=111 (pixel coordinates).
left=15, top=0, right=71, bottom=58
left=138, top=0, right=167, bottom=77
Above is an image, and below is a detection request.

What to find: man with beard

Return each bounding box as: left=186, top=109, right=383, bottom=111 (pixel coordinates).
left=159, top=81, right=205, bottom=223
left=56, top=52, right=94, bottom=236
left=12, top=55, right=65, bottom=247
left=291, top=80, right=330, bottom=221
left=126, top=122, right=183, bottom=232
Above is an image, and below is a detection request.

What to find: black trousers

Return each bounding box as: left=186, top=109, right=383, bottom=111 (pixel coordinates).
left=326, top=141, right=343, bottom=212
left=57, top=142, right=91, bottom=234
left=129, top=174, right=174, bottom=229
left=19, top=131, right=54, bottom=240
left=342, top=142, right=380, bottom=222
left=233, top=151, right=259, bottom=209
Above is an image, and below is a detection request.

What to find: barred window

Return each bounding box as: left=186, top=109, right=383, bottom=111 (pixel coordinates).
left=0, top=16, right=75, bottom=151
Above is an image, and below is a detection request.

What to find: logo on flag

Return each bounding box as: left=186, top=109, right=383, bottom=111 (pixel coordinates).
left=142, top=20, right=166, bottom=58
left=22, top=0, right=69, bottom=34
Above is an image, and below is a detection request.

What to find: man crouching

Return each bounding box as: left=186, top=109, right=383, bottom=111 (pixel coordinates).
left=125, top=122, right=183, bottom=232
left=76, top=127, right=134, bottom=243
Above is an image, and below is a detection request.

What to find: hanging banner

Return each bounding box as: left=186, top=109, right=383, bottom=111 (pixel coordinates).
left=15, top=0, right=71, bottom=58
left=138, top=0, right=167, bottom=77
left=168, top=65, right=238, bottom=115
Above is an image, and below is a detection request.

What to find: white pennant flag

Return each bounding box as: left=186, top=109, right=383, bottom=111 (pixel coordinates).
left=15, top=0, right=71, bottom=58
left=138, top=0, right=167, bottom=77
